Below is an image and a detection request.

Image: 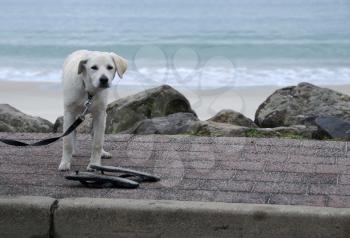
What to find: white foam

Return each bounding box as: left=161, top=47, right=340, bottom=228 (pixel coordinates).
left=0, top=66, right=350, bottom=88
left=0, top=67, right=61, bottom=82
left=124, top=66, right=350, bottom=88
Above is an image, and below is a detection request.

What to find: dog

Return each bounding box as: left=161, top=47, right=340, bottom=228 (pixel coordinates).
left=58, top=50, right=127, bottom=171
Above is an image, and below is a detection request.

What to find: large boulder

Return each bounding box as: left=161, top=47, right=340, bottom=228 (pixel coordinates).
left=0, top=121, right=15, bottom=132
left=255, top=82, right=350, bottom=128
left=54, top=85, right=197, bottom=134
left=124, top=112, right=198, bottom=135
left=106, top=85, right=196, bottom=133
left=208, top=109, right=257, bottom=128
left=0, top=104, right=53, bottom=133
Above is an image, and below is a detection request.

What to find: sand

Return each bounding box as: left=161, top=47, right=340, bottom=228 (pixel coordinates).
left=1, top=80, right=350, bottom=123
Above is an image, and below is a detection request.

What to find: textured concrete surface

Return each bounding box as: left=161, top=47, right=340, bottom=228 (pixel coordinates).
left=0, top=133, right=350, bottom=208
left=55, top=197, right=350, bottom=238
left=0, top=196, right=56, bottom=238
left=1, top=196, right=350, bottom=238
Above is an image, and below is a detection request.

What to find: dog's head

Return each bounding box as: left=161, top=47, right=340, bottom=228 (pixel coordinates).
left=78, top=52, right=127, bottom=92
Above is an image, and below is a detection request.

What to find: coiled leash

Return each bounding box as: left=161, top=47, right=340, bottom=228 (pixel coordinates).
left=66, top=165, right=160, bottom=189
left=0, top=94, right=93, bottom=146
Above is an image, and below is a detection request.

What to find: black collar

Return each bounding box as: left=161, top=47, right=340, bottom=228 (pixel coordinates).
left=87, top=93, right=93, bottom=100
left=81, top=78, right=94, bottom=100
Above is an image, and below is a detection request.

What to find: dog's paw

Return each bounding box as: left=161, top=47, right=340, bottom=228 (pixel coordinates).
left=101, top=150, right=112, bottom=159
left=72, top=146, right=79, bottom=157
left=86, top=163, right=100, bottom=171
left=58, top=161, right=71, bottom=171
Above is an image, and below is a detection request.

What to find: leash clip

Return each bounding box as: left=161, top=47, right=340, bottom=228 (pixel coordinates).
left=79, top=95, right=93, bottom=119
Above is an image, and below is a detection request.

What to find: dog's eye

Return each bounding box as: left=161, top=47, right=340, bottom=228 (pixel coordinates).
left=91, top=65, right=98, bottom=70
left=107, top=65, right=114, bottom=70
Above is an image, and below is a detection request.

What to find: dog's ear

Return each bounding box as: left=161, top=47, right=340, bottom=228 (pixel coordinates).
left=78, top=59, right=88, bottom=74
left=110, top=53, right=128, bottom=79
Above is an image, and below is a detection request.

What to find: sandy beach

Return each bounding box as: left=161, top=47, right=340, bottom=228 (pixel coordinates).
left=1, top=80, right=350, bottom=123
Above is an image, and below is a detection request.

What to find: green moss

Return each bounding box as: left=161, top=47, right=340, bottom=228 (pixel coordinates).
left=191, top=130, right=211, bottom=136
left=246, top=128, right=307, bottom=140
left=279, top=132, right=305, bottom=140
left=245, top=128, right=266, bottom=138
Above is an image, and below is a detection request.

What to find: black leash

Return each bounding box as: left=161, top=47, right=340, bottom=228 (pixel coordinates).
left=0, top=94, right=93, bottom=147
left=65, top=165, right=161, bottom=188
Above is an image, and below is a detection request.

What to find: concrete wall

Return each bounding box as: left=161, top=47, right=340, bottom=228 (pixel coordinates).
left=1, top=196, right=350, bottom=238
left=54, top=198, right=350, bottom=238
left=0, top=196, right=56, bottom=238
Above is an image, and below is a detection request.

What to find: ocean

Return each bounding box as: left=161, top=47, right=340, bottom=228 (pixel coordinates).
left=0, top=0, right=350, bottom=88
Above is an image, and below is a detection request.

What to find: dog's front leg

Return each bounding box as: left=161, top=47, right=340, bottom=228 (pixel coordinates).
left=59, top=109, right=77, bottom=171
left=87, top=109, right=107, bottom=170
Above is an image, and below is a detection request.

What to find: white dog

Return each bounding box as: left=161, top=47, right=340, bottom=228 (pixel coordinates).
left=58, top=50, right=127, bottom=171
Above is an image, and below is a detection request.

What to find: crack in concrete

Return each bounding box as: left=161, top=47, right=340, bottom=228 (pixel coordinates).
left=49, top=199, right=59, bottom=238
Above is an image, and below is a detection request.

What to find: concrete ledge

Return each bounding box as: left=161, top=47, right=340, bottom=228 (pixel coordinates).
left=0, top=196, right=57, bottom=238
left=1, top=196, right=350, bottom=238
left=55, top=197, right=350, bottom=238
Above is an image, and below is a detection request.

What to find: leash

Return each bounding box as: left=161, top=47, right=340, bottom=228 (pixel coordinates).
left=65, top=165, right=160, bottom=188
left=0, top=94, right=93, bottom=147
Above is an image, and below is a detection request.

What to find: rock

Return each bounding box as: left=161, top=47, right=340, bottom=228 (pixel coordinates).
left=125, top=113, right=317, bottom=139
left=187, top=121, right=248, bottom=137
left=208, top=109, right=257, bottom=128
left=0, top=104, right=53, bottom=133
left=314, top=116, right=350, bottom=140
left=54, top=85, right=197, bottom=133
left=125, top=112, right=198, bottom=135
left=245, top=125, right=318, bottom=139
left=187, top=121, right=316, bottom=139
left=106, top=85, right=196, bottom=133
left=255, top=82, right=350, bottom=128
left=53, top=114, right=93, bottom=134
left=0, top=121, right=15, bottom=132
left=53, top=116, right=64, bottom=133
left=105, top=112, right=249, bottom=137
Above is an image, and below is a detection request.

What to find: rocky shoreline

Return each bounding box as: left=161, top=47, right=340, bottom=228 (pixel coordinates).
left=1, top=82, right=350, bottom=140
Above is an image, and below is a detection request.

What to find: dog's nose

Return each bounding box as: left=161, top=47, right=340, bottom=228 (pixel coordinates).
left=99, top=75, right=108, bottom=85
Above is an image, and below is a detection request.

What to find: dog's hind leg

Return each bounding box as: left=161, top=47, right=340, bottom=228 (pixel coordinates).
left=72, top=130, right=78, bottom=156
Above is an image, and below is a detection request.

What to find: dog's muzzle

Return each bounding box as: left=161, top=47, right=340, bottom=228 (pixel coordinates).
left=99, top=83, right=110, bottom=89
left=99, top=75, right=110, bottom=88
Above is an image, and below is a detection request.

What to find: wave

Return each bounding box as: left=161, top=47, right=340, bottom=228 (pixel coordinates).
left=0, top=66, right=349, bottom=88
left=0, top=68, right=61, bottom=82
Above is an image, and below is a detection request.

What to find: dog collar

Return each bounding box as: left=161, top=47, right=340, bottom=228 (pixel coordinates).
left=87, top=93, right=93, bottom=100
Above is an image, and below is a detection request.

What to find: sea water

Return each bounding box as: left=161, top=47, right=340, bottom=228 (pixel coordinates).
left=0, top=0, right=349, bottom=88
